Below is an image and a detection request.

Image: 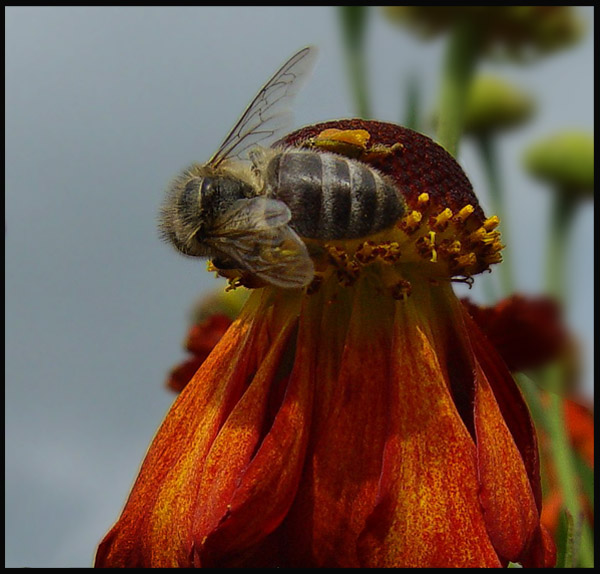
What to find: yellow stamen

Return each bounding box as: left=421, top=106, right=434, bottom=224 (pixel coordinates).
left=483, top=216, right=500, bottom=231
left=468, top=227, right=487, bottom=244
left=431, top=208, right=453, bottom=232
left=455, top=252, right=477, bottom=268
left=415, top=232, right=437, bottom=262
left=438, top=239, right=462, bottom=256
left=429, top=231, right=438, bottom=263
left=485, top=252, right=504, bottom=265
left=400, top=210, right=423, bottom=234
left=378, top=241, right=402, bottom=263
left=453, top=204, right=475, bottom=224
left=211, top=191, right=503, bottom=293
left=417, top=192, right=430, bottom=207
left=354, top=241, right=379, bottom=265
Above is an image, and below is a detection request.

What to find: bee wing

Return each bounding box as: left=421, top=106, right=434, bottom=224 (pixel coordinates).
left=210, top=197, right=315, bottom=289
left=208, top=46, right=318, bottom=169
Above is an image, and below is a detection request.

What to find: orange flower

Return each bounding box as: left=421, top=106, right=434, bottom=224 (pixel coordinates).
left=95, top=120, right=555, bottom=567
left=563, top=400, right=594, bottom=469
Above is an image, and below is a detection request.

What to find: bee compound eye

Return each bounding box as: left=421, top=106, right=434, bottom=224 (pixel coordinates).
left=200, top=177, right=216, bottom=196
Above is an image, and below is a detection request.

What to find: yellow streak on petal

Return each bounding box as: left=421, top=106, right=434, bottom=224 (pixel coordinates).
left=359, top=283, right=501, bottom=567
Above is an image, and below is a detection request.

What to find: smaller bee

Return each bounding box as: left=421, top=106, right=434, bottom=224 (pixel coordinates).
left=160, top=47, right=405, bottom=288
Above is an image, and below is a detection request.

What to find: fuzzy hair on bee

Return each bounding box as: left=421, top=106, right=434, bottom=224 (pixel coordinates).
left=158, top=163, right=257, bottom=259
left=159, top=46, right=405, bottom=289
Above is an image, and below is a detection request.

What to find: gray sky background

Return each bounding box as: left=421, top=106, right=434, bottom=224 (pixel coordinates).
left=5, top=6, right=594, bottom=568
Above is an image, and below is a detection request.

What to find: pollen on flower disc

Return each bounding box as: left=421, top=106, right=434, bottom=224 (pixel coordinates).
left=280, top=119, right=486, bottom=224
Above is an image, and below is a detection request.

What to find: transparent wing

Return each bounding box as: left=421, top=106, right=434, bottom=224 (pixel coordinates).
left=208, top=46, right=318, bottom=168
left=211, top=196, right=292, bottom=233
left=209, top=197, right=315, bottom=289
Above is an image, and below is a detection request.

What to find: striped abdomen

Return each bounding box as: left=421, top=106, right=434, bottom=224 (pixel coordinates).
left=265, top=150, right=405, bottom=239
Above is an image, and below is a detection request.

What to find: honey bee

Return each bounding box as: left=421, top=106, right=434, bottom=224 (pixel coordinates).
left=159, top=46, right=405, bottom=288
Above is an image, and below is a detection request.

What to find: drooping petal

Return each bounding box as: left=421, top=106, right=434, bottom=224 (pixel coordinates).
left=195, top=292, right=317, bottom=566
left=463, top=310, right=542, bottom=510
left=96, top=290, right=304, bottom=567
left=166, top=355, right=206, bottom=393
left=358, top=281, right=501, bottom=568
left=459, top=303, right=556, bottom=567
left=473, top=364, right=539, bottom=562
left=284, top=278, right=394, bottom=566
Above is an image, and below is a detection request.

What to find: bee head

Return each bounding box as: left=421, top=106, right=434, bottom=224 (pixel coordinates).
left=159, top=169, right=254, bottom=258
left=196, top=175, right=254, bottom=222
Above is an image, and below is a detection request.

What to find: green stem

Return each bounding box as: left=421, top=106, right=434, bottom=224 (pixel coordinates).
left=543, top=190, right=593, bottom=566
left=403, top=71, right=420, bottom=131
left=545, top=189, right=576, bottom=302
left=477, top=135, right=514, bottom=295
left=545, top=368, right=594, bottom=567
left=514, top=373, right=548, bottom=434
left=339, top=6, right=371, bottom=118
left=436, top=19, right=480, bottom=157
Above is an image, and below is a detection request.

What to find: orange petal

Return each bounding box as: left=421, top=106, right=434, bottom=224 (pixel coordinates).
left=463, top=309, right=542, bottom=511
left=473, top=364, right=539, bottom=562
left=96, top=291, right=302, bottom=567
left=358, top=284, right=501, bottom=568
left=195, top=295, right=317, bottom=566
left=285, top=281, right=394, bottom=566
left=460, top=303, right=555, bottom=566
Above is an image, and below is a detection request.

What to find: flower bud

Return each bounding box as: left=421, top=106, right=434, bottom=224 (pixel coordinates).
left=383, top=6, right=583, bottom=59
left=464, top=75, right=535, bottom=135
left=524, top=131, right=594, bottom=197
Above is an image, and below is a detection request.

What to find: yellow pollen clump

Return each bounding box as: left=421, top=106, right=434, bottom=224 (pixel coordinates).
left=314, top=128, right=371, bottom=148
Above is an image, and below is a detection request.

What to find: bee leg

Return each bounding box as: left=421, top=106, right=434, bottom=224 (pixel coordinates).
left=211, top=256, right=239, bottom=270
